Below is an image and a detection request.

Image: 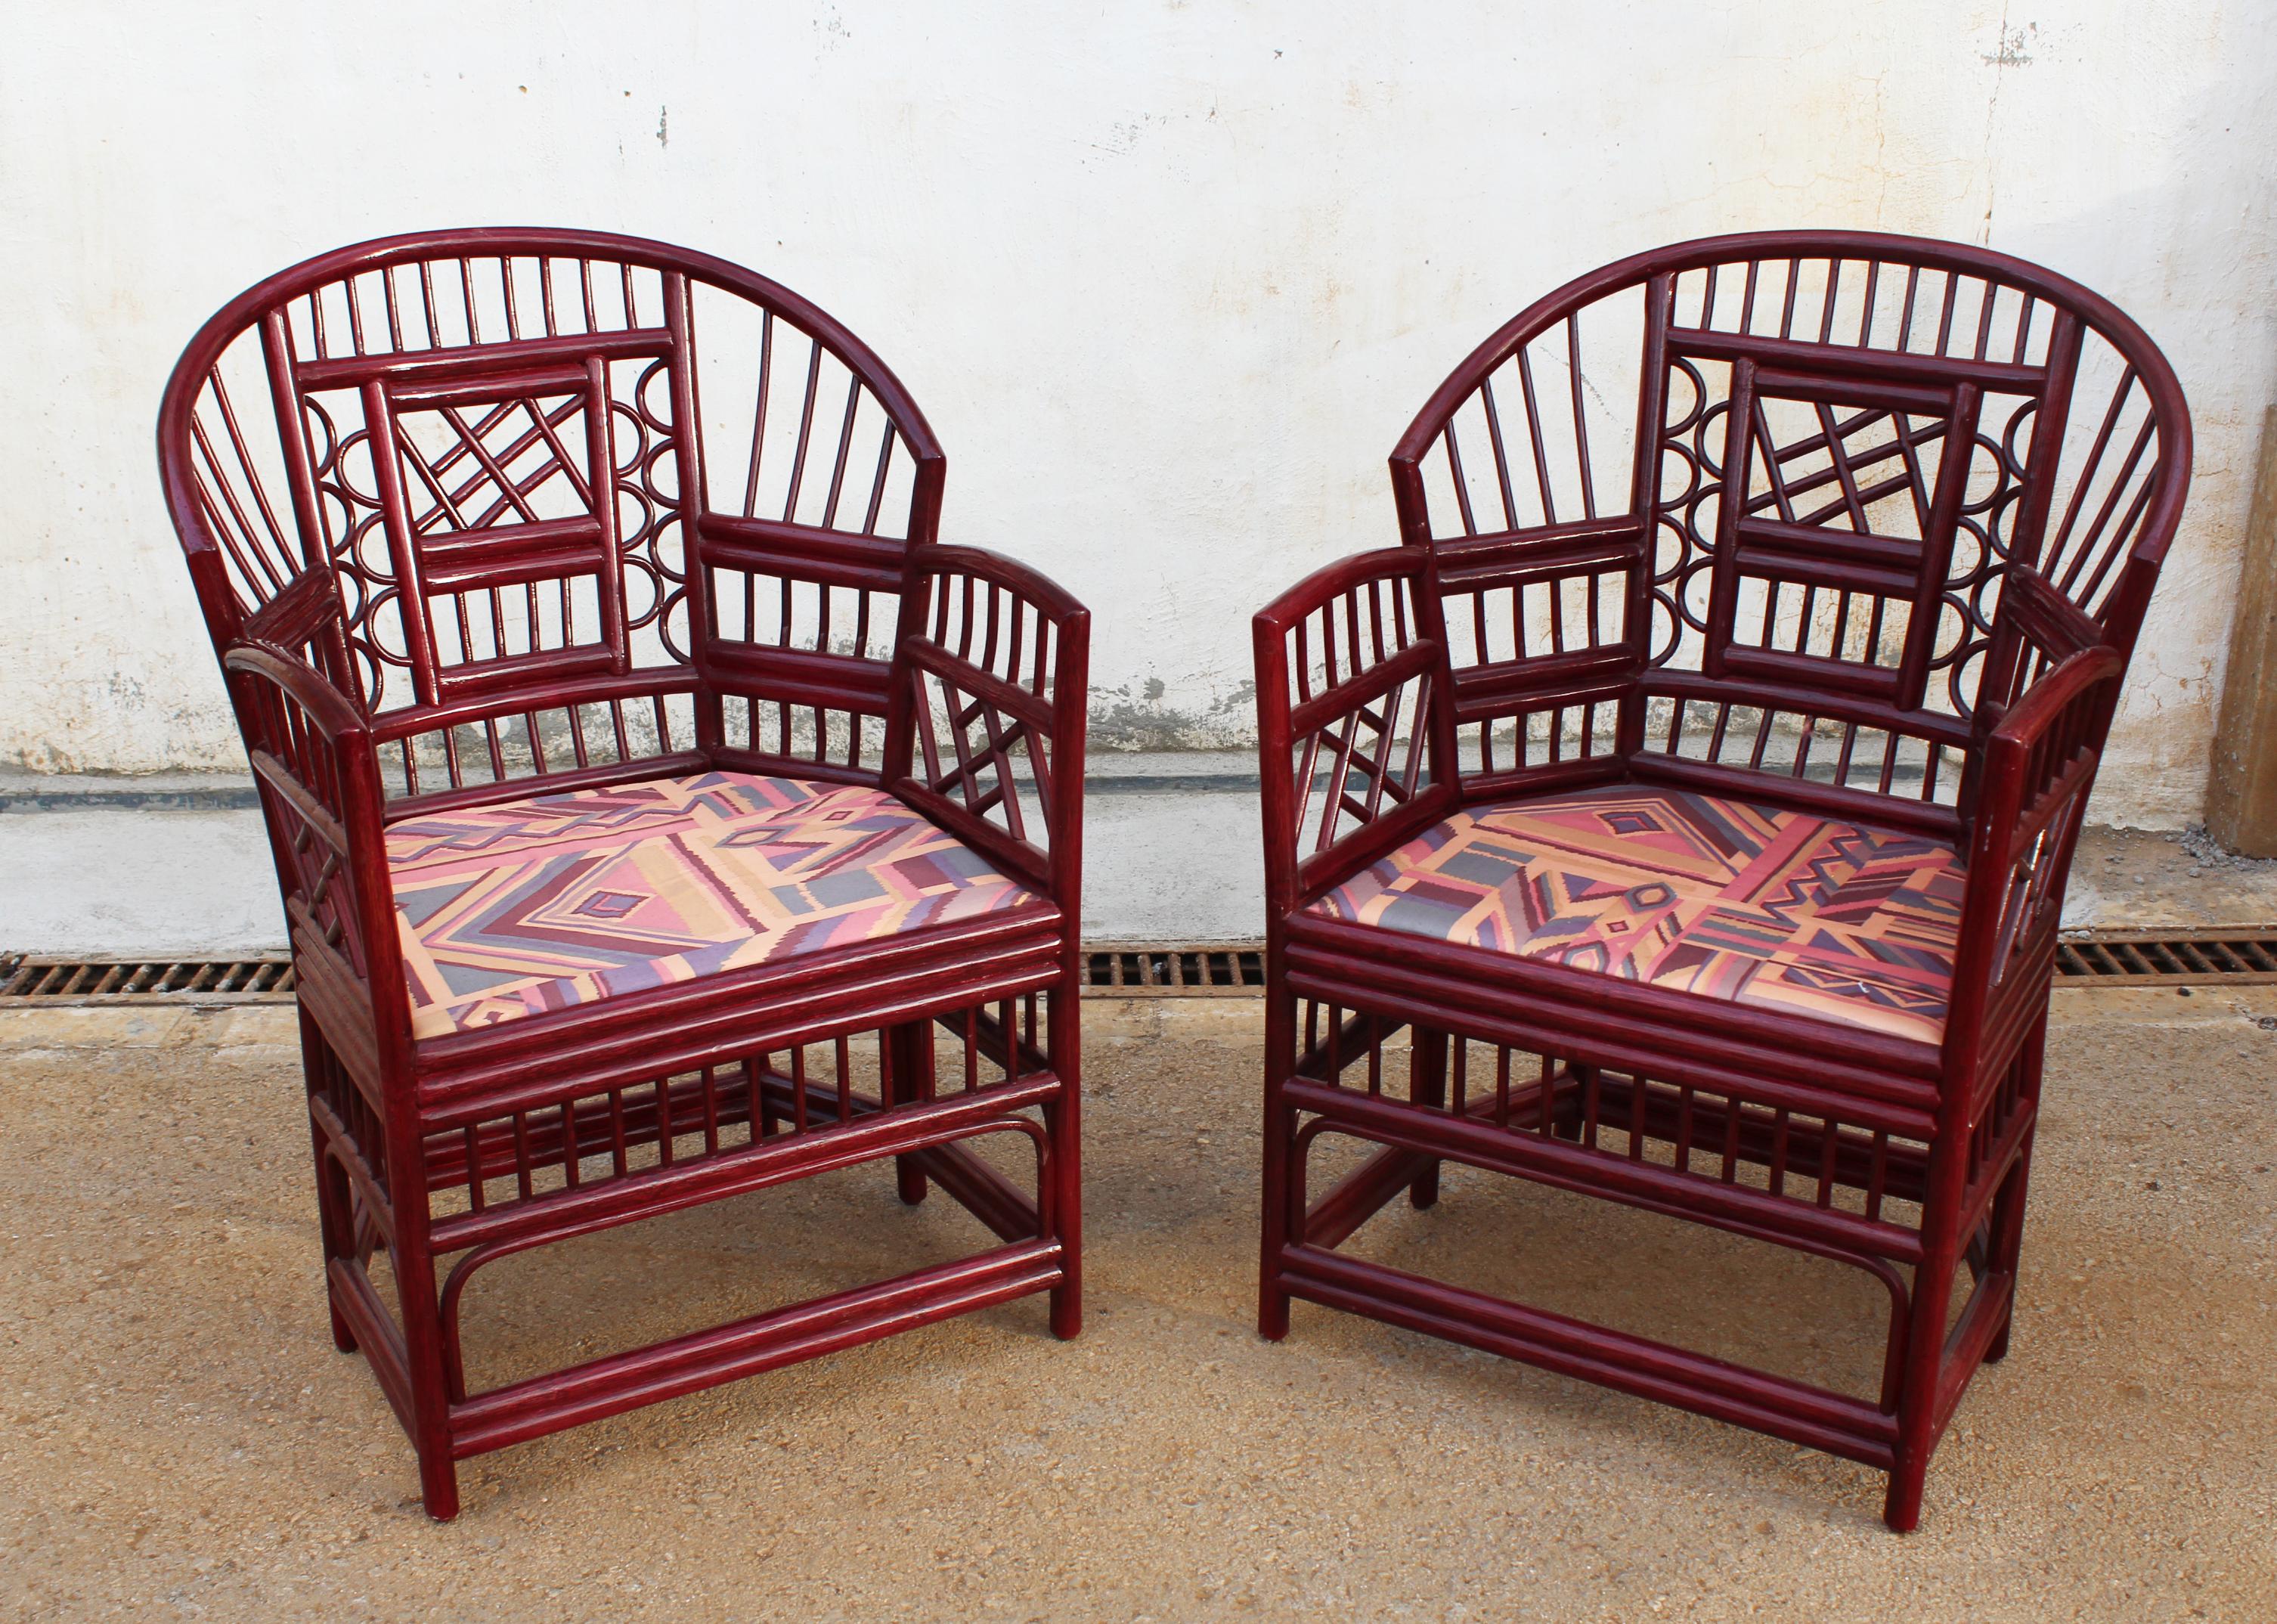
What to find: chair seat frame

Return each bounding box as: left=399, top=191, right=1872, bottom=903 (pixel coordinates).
left=1252, top=231, right=2189, bottom=1530
left=160, top=229, right=1088, bottom=1518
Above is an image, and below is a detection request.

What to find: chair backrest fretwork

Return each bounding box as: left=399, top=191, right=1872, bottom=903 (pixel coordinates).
left=1389, top=233, right=2190, bottom=818
left=160, top=230, right=946, bottom=807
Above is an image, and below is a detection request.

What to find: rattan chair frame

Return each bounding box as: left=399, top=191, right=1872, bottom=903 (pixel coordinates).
left=1250, top=230, right=2191, bottom=1530
left=157, top=228, right=1089, bottom=1519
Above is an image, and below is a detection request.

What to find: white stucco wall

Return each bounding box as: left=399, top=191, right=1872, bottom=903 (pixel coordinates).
left=2, top=2, right=2271, bottom=823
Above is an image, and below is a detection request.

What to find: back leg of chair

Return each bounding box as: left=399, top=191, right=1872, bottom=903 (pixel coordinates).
left=300, top=1018, right=359, bottom=1356
left=1983, top=1019, right=2049, bottom=1365
left=1408, top=1027, right=1448, bottom=1209
left=886, top=1021, right=935, bottom=1206
left=1043, top=976, right=1085, bottom=1341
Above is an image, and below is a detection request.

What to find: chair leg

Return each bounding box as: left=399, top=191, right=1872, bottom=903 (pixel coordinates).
left=1981, top=1133, right=2037, bottom=1364
left=388, top=1209, right=463, bottom=1521
left=308, top=1117, right=359, bottom=1354
left=1258, top=984, right=1296, bottom=1341
left=1882, top=1233, right=1963, bottom=1533
left=887, top=1021, right=934, bottom=1207
left=1408, top=1027, right=1447, bottom=1210
left=1046, top=978, right=1083, bottom=1341
left=296, top=1015, right=360, bottom=1353
left=1984, top=1020, right=2046, bottom=1365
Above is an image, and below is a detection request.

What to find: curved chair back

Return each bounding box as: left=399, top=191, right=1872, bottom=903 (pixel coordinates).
left=159, top=228, right=945, bottom=803
left=1388, top=231, right=2191, bottom=821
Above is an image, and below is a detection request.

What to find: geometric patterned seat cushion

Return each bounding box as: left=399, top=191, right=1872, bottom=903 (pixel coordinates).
left=1304, top=784, right=1966, bottom=1046
left=387, top=770, right=1042, bottom=1039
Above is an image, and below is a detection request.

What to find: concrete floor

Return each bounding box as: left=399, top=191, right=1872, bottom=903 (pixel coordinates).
left=3, top=990, right=2272, bottom=1621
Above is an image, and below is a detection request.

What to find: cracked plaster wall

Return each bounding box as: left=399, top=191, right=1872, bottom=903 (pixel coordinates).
left=2, top=2, right=2271, bottom=823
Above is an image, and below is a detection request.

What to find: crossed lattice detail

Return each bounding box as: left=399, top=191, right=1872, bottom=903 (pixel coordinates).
left=1739, top=396, right=1947, bottom=535
left=394, top=391, right=595, bottom=535
left=913, top=673, right=1055, bottom=846
left=1297, top=681, right=1432, bottom=858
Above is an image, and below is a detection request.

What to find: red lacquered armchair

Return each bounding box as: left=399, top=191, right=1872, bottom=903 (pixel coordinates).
left=156, top=229, right=1087, bottom=1518
left=1252, top=232, right=2189, bottom=1529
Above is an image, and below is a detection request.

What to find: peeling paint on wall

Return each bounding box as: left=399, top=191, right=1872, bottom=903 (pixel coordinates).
left=1088, top=678, right=1258, bottom=753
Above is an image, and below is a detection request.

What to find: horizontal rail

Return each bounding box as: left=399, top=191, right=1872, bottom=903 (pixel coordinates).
left=1278, top=1244, right=1898, bottom=1467
left=293, top=327, right=674, bottom=389
left=1665, top=326, right=2046, bottom=393
left=450, top=1238, right=1063, bottom=1457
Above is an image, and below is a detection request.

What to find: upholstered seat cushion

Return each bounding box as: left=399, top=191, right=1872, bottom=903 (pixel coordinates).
left=1305, top=784, right=1966, bottom=1045
left=388, top=770, right=1041, bottom=1039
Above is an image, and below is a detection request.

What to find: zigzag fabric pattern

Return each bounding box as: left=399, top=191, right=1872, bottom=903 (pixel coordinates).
left=388, top=771, right=1040, bottom=1038
left=1307, top=785, right=1966, bottom=1044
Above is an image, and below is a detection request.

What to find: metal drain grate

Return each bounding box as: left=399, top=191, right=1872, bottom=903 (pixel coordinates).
left=1084, top=944, right=1266, bottom=996
left=0, top=947, right=1269, bottom=1005
left=2054, top=928, right=2277, bottom=987
left=0, top=954, right=296, bottom=1004
left=8, top=931, right=2270, bottom=1008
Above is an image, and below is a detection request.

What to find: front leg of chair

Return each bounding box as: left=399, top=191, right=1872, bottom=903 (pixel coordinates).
left=1882, top=1231, right=1963, bottom=1534
left=1257, top=978, right=1298, bottom=1342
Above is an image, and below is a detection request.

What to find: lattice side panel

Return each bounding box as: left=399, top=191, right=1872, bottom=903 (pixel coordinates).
left=908, top=663, right=1054, bottom=860
left=1978, top=651, right=2113, bottom=1003
left=234, top=667, right=375, bottom=979
left=1275, top=569, right=1438, bottom=860
left=1291, top=674, right=1436, bottom=858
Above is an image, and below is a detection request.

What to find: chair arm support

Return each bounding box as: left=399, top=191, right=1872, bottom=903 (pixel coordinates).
left=1975, top=645, right=2124, bottom=865
left=1944, top=645, right=2126, bottom=1064
left=1254, top=550, right=1456, bottom=918
left=221, top=637, right=407, bottom=1058
left=891, top=546, right=1090, bottom=910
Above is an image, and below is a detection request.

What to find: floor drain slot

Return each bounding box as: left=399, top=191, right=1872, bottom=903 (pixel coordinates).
left=1082, top=945, right=1266, bottom=996
left=7, top=931, right=2267, bottom=1006
left=2054, top=928, right=2277, bottom=987
left=0, top=955, right=296, bottom=1003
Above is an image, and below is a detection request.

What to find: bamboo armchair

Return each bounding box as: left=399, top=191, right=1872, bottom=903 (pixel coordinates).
left=157, top=229, right=1087, bottom=1518
left=1251, top=231, right=2190, bottom=1529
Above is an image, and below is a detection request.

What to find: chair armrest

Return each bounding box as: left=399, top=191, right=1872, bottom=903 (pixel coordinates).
left=1945, top=643, right=2125, bottom=1055
left=890, top=545, right=1089, bottom=907
left=1254, top=549, right=1457, bottom=918
left=222, top=634, right=408, bottom=1066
